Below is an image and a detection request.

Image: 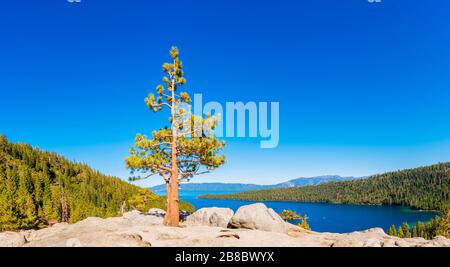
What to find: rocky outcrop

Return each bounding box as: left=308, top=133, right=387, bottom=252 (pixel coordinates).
left=18, top=215, right=156, bottom=247
left=0, top=204, right=449, bottom=247
left=186, top=207, right=234, bottom=228
left=229, top=203, right=289, bottom=233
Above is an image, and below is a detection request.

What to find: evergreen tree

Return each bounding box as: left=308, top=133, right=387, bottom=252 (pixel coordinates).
left=412, top=221, right=426, bottom=238
left=387, top=224, right=397, bottom=236
left=126, top=47, right=225, bottom=226
left=400, top=222, right=411, bottom=238
left=279, top=209, right=301, bottom=221
left=397, top=226, right=405, bottom=238
left=425, top=210, right=450, bottom=238
left=16, top=166, right=38, bottom=228
left=298, top=214, right=311, bottom=231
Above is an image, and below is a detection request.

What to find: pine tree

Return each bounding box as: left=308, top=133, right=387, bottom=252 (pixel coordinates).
left=126, top=47, right=226, bottom=226
left=279, top=209, right=301, bottom=220
left=400, top=222, right=411, bottom=238
left=387, top=224, right=397, bottom=236
left=128, top=188, right=161, bottom=211
left=16, top=166, right=39, bottom=228
left=298, top=214, right=311, bottom=230
left=397, top=226, right=404, bottom=238
left=412, top=221, right=426, bottom=238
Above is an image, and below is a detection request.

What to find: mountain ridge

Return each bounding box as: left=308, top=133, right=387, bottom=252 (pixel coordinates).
left=150, top=175, right=363, bottom=193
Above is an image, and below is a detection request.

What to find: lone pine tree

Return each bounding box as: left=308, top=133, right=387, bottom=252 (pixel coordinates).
left=126, top=47, right=225, bottom=226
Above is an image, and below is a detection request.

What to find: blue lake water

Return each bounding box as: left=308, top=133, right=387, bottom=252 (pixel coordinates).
left=165, top=190, right=438, bottom=233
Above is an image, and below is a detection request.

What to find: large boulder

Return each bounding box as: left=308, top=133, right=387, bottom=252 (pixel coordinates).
left=186, top=207, right=234, bottom=228
left=229, top=203, right=289, bottom=233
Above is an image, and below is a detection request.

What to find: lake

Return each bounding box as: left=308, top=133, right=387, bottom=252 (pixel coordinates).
left=161, top=190, right=438, bottom=233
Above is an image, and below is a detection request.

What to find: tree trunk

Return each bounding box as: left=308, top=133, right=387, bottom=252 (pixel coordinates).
left=60, top=184, right=68, bottom=223
left=163, top=77, right=180, bottom=227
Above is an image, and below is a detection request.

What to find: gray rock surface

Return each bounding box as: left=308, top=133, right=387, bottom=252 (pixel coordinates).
left=229, top=203, right=289, bottom=233
left=0, top=231, right=27, bottom=247
left=186, top=207, right=234, bottom=228
left=0, top=204, right=449, bottom=247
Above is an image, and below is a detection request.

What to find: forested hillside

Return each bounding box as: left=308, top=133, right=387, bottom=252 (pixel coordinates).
left=0, top=136, right=193, bottom=231
left=201, top=163, right=450, bottom=211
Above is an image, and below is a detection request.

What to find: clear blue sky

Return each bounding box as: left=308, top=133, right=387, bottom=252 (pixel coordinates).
left=1, top=0, right=450, bottom=186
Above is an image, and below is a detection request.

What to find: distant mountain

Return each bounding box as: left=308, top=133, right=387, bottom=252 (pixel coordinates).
left=150, top=175, right=362, bottom=193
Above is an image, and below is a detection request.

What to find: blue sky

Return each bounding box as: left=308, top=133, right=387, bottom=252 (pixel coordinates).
left=1, top=0, right=450, bottom=186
